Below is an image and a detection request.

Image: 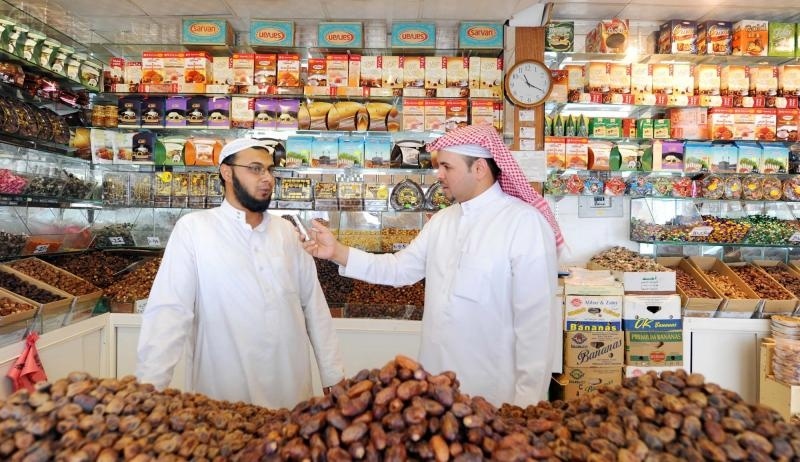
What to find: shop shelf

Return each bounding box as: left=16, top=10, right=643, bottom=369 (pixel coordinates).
left=545, top=51, right=800, bottom=68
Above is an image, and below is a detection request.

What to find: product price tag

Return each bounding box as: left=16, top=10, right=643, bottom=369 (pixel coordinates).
left=689, top=226, right=713, bottom=237
left=146, top=236, right=161, bottom=247
left=33, top=244, right=49, bottom=254
left=393, top=243, right=408, bottom=251
left=790, top=232, right=800, bottom=243
left=109, top=236, right=126, bottom=246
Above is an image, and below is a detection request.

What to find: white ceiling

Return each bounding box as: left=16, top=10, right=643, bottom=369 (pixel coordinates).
left=4, top=0, right=800, bottom=57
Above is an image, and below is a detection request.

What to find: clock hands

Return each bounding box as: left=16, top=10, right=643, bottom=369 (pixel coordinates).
left=523, top=75, right=543, bottom=92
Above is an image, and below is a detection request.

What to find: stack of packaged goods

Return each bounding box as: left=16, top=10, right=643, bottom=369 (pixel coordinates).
left=587, top=247, right=683, bottom=378
left=559, top=268, right=624, bottom=399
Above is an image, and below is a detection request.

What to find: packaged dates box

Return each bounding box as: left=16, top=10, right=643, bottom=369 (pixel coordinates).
left=558, top=366, right=622, bottom=400
left=564, top=331, right=624, bottom=368
left=622, top=294, right=682, bottom=331
left=624, top=330, right=684, bottom=367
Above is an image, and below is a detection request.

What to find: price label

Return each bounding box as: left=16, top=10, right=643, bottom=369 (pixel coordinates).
left=392, top=243, right=408, bottom=251
left=146, top=236, right=161, bottom=247
left=33, top=244, right=49, bottom=254
left=689, top=226, right=713, bottom=237
left=790, top=232, right=800, bottom=243
left=109, top=236, right=126, bottom=246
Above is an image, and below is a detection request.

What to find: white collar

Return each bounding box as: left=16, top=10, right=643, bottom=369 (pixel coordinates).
left=460, top=182, right=502, bottom=216
left=220, top=199, right=269, bottom=231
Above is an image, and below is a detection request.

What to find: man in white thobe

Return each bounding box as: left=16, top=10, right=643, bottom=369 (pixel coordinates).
left=305, top=125, right=564, bottom=406
left=137, top=138, right=344, bottom=408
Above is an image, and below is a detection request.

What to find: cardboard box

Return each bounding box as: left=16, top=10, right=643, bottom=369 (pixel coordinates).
left=656, top=257, right=723, bottom=317
left=559, top=367, right=622, bottom=400
left=277, top=54, right=300, bottom=87
left=565, top=137, right=588, bottom=170
left=625, top=331, right=684, bottom=367
left=709, top=143, right=737, bottom=173
left=545, top=137, right=566, bottom=169
left=779, top=65, right=800, bottom=97
left=736, top=141, right=762, bottom=173
left=458, top=22, right=503, bottom=49
left=403, top=56, right=425, bottom=89
left=249, top=20, right=294, bottom=48
left=425, top=57, right=446, bottom=90
left=424, top=98, right=446, bottom=132
left=651, top=63, right=672, bottom=95
left=687, top=256, right=761, bottom=317
left=694, top=64, right=720, bottom=97
left=391, top=22, right=436, bottom=48
left=759, top=339, right=800, bottom=420
left=624, top=365, right=684, bottom=378
left=659, top=20, right=697, bottom=54
left=564, top=331, right=624, bottom=367
left=480, top=57, right=503, bottom=98
left=708, top=108, right=736, bottom=140
left=775, top=109, right=799, bottom=141
left=211, top=56, right=233, bottom=86
left=564, top=321, right=622, bottom=332
left=750, top=65, right=778, bottom=98
left=231, top=53, right=254, bottom=86
left=254, top=54, right=277, bottom=87
left=446, top=57, right=469, bottom=89
left=697, top=21, right=733, bottom=55
left=585, top=18, right=628, bottom=53
left=733, top=20, right=769, bottom=56
left=326, top=54, right=349, bottom=88
left=721, top=65, right=750, bottom=96
left=360, top=56, right=382, bottom=88
left=318, top=22, right=363, bottom=48
left=564, top=294, right=622, bottom=325
left=470, top=99, right=494, bottom=128
left=402, top=98, right=425, bottom=131
left=586, top=261, right=676, bottom=294
left=653, top=138, right=683, bottom=170
left=182, top=19, right=234, bottom=46
left=727, top=262, right=797, bottom=315
left=683, top=141, right=712, bottom=173
left=545, top=21, right=574, bottom=52
left=668, top=107, right=709, bottom=140
left=769, top=23, right=796, bottom=57
left=348, top=55, right=361, bottom=88
left=382, top=56, right=403, bottom=89
left=622, top=294, right=682, bottom=331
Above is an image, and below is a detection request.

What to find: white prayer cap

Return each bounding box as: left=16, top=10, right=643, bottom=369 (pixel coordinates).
left=441, top=143, right=492, bottom=158
left=218, top=138, right=269, bottom=165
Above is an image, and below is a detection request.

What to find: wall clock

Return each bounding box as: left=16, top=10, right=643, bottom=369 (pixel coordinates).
left=504, top=59, right=553, bottom=108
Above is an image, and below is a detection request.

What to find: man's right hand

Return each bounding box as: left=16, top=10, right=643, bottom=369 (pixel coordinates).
left=303, top=219, right=347, bottom=264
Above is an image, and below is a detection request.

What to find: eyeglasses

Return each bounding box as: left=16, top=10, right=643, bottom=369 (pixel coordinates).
left=225, top=163, right=274, bottom=177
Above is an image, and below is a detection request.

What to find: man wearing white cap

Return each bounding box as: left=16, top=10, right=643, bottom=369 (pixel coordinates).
left=306, top=125, right=563, bottom=406
left=137, top=138, right=344, bottom=408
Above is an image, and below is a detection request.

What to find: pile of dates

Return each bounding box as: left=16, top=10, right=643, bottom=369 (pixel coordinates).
left=3, top=358, right=800, bottom=461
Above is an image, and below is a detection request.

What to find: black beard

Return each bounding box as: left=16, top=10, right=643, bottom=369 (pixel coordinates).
left=232, top=172, right=271, bottom=213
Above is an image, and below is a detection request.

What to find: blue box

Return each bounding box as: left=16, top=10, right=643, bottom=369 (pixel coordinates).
left=458, top=22, right=504, bottom=49
left=318, top=22, right=363, bottom=48
left=391, top=22, right=436, bottom=48
left=250, top=20, right=294, bottom=48
left=182, top=19, right=234, bottom=46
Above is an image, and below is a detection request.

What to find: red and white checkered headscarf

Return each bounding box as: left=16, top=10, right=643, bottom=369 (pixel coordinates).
left=427, top=125, right=565, bottom=250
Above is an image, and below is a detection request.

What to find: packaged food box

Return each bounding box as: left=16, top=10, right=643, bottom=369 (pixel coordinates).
left=348, top=55, right=361, bottom=87
left=545, top=21, right=574, bottom=52
left=207, top=97, right=230, bottom=128
left=424, top=57, right=446, bottom=90
left=361, top=56, right=382, bottom=88
left=327, top=54, right=349, bottom=87
left=733, top=20, right=768, bottom=56
left=769, top=23, right=796, bottom=57
left=232, top=53, right=254, bottom=86
left=779, top=65, right=800, bottom=97
left=721, top=65, right=750, bottom=96
left=659, top=20, right=697, bottom=54
left=697, top=21, right=733, bottom=55
left=761, top=142, right=789, bottom=174
left=710, top=143, right=738, bottom=173
left=564, top=331, right=624, bottom=368
left=652, top=139, right=684, bottom=171
left=230, top=96, right=254, bottom=129
left=559, top=367, right=622, bottom=400
left=277, top=54, right=300, bottom=87
left=625, top=330, right=683, bottom=367
left=545, top=137, right=566, bottom=169
left=684, top=141, right=712, bottom=173
left=479, top=57, right=503, bottom=98
left=446, top=57, right=469, bottom=90
left=165, top=96, right=188, bottom=127
left=585, top=18, right=628, bottom=53
left=750, top=65, right=778, bottom=97
left=694, top=64, right=721, bottom=97
left=776, top=109, right=799, bottom=141
left=254, top=53, right=277, bottom=86
left=424, top=98, right=446, bottom=133
left=650, top=63, right=672, bottom=95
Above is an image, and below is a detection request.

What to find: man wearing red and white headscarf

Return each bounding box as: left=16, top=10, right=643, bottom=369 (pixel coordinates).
left=306, top=125, right=563, bottom=406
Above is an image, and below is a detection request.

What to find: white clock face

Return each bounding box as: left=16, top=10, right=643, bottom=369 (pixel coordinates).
left=506, top=61, right=552, bottom=107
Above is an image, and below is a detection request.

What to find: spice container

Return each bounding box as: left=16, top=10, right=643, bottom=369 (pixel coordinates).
left=339, top=211, right=381, bottom=252
left=380, top=212, right=422, bottom=252
left=102, top=172, right=129, bottom=206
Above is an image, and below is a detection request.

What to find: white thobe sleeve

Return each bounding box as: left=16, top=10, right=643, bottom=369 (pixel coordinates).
left=510, top=215, right=559, bottom=407
left=296, top=246, right=345, bottom=387
left=340, top=221, right=430, bottom=286
left=136, top=219, right=197, bottom=389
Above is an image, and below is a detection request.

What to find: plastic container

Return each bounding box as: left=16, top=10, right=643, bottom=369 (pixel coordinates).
left=21, top=29, right=45, bottom=63
left=339, top=211, right=381, bottom=252
left=102, top=172, right=130, bottom=206
left=380, top=212, right=421, bottom=252
left=0, top=208, right=28, bottom=258
left=38, top=38, right=60, bottom=69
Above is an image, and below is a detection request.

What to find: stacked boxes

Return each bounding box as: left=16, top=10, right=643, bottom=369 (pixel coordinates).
left=559, top=270, right=624, bottom=399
